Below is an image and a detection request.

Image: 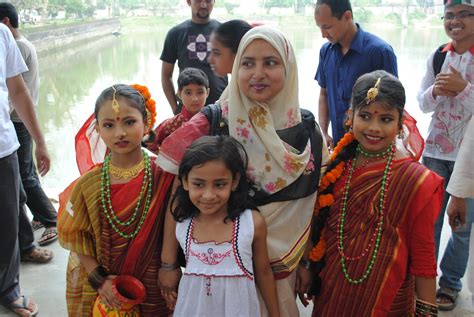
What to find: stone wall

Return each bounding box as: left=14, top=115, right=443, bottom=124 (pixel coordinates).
left=24, top=18, right=120, bottom=53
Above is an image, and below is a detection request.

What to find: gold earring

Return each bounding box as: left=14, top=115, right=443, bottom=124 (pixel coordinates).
left=398, top=130, right=405, bottom=139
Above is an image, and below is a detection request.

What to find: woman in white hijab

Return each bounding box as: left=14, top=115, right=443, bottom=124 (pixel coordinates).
left=158, top=26, right=328, bottom=316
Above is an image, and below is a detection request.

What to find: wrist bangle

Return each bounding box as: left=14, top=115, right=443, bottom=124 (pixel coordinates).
left=161, top=262, right=179, bottom=271
left=415, top=298, right=438, bottom=316
left=88, top=265, right=109, bottom=291
left=299, top=258, right=312, bottom=270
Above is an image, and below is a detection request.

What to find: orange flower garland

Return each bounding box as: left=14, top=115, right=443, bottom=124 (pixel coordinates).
left=308, top=229, right=325, bottom=261
left=309, top=132, right=355, bottom=262
left=131, top=84, right=157, bottom=130
left=330, top=132, right=355, bottom=161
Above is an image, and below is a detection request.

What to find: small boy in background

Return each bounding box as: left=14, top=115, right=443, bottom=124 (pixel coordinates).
left=148, top=67, right=209, bottom=153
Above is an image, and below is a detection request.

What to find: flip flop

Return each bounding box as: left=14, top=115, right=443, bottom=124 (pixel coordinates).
left=38, top=227, right=58, bottom=246
left=4, top=295, right=39, bottom=316
left=436, top=286, right=458, bottom=311
left=21, top=247, right=54, bottom=263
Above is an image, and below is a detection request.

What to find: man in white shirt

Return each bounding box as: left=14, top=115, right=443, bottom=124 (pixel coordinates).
left=0, top=22, right=50, bottom=316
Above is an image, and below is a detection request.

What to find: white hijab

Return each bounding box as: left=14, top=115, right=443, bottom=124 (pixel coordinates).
left=222, top=26, right=311, bottom=195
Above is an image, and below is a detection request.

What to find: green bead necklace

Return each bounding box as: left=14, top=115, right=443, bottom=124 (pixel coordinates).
left=356, top=143, right=393, bottom=158
left=100, top=151, right=153, bottom=239
left=337, top=142, right=395, bottom=284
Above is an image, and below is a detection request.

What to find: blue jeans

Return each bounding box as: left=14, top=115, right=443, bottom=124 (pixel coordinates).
left=423, top=156, right=474, bottom=291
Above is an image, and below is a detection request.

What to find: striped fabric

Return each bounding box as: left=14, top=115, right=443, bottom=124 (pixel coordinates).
left=313, top=158, right=443, bottom=316
left=58, top=160, right=174, bottom=316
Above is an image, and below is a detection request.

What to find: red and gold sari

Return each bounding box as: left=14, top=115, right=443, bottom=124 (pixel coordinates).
left=58, top=159, right=174, bottom=316
left=312, top=158, right=443, bottom=316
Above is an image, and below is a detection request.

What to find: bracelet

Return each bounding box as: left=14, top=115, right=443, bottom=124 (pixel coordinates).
left=160, top=262, right=179, bottom=271
left=88, top=265, right=109, bottom=291
left=299, top=258, right=312, bottom=270
left=415, top=298, right=438, bottom=316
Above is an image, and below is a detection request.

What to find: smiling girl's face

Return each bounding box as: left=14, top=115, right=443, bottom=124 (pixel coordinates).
left=352, top=101, right=401, bottom=154
left=237, top=39, right=285, bottom=103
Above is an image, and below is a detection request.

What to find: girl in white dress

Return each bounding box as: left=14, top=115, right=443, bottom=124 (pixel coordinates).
left=168, top=135, right=279, bottom=317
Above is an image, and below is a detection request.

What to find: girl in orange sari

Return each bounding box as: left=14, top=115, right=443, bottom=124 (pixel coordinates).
left=308, top=71, right=443, bottom=316
left=58, top=84, right=173, bottom=316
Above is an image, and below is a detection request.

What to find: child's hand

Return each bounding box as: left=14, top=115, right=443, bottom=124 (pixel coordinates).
left=159, top=268, right=181, bottom=310
left=98, top=275, right=123, bottom=309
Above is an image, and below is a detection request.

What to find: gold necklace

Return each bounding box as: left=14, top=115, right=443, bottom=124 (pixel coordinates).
left=109, top=159, right=145, bottom=179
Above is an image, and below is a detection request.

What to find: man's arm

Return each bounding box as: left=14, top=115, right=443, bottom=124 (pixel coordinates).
left=161, top=61, right=178, bottom=114
left=7, top=74, right=50, bottom=175
left=318, top=88, right=333, bottom=149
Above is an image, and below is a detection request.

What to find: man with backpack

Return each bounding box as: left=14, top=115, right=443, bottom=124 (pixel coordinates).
left=417, top=0, right=473, bottom=311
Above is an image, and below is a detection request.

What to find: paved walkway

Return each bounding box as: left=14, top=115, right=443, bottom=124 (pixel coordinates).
left=0, top=200, right=473, bottom=316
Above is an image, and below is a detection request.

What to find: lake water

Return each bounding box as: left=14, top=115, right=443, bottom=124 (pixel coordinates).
left=35, top=20, right=448, bottom=191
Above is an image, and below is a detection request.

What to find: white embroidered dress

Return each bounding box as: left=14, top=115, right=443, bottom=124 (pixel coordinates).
left=174, top=209, right=260, bottom=317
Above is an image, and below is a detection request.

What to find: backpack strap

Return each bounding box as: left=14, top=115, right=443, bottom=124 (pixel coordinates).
left=200, top=103, right=228, bottom=136
left=433, top=43, right=448, bottom=76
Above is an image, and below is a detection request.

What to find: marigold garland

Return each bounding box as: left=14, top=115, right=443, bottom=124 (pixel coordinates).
left=309, top=229, right=325, bottom=261
left=131, top=84, right=157, bottom=129
left=330, top=132, right=355, bottom=161
left=309, top=132, right=355, bottom=262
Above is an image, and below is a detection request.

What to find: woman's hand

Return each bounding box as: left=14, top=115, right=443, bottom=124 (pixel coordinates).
left=97, top=275, right=122, bottom=309
left=295, top=265, right=313, bottom=307
left=159, top=268, right=181, bottom=310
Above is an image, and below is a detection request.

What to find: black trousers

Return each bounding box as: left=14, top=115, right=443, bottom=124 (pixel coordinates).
left=0, top=152, right=21, bottom=305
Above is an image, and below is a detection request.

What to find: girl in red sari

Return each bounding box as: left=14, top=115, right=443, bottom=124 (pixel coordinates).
left=307, top=71, right=443, bottom=316
left=58, top=84, right=173, bottom=316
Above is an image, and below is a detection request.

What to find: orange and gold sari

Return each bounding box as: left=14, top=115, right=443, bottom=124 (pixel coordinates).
left=58, top=159, right=173, bottom=317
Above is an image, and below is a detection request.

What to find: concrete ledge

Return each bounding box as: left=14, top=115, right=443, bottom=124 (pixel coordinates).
left=24, top=18, right=120, bottom=53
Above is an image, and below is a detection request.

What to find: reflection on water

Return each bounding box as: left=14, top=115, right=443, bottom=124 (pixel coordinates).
left=36, top=23, right=447, bottom=190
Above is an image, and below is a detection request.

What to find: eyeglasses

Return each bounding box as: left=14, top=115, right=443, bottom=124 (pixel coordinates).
left=441, top=11, right=474, bottom=21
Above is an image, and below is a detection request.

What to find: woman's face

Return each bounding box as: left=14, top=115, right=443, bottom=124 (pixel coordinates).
left=208, top=34, right=235, bottom=77
left=237, top=39, right=285, bottom=103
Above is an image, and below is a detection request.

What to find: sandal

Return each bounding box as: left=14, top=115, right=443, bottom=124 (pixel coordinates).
left=436, top=286, right=458, bottom=311
left=4, top=295, right=39, bottom=316
left=30, top=221, right=43, bottom=232
left=38, top=227, right=58, bottom=246
left=21, top=247, right=54, bottom=263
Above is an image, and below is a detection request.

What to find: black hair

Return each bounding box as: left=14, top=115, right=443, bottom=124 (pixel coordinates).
left=172, top=135, right=254, bottom=223
left=315, top=0, right=352, bottom=19
left=0, top=3, right=19, bottom=28
left=94, top=84, right=147, bottom=120
left=351, top=70, right=405, bottom=129
left=177, top=67, right=209, bottom=91
left=213, top=20, right=252, bottom=54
